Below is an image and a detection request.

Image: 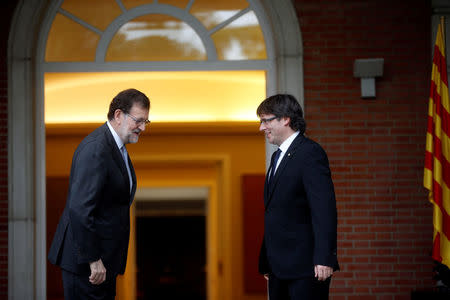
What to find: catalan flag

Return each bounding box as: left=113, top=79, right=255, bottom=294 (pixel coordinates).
left=424, top=19, right=450, bottom=268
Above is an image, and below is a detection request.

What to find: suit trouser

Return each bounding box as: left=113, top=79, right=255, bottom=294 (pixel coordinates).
left=268, top=273, right=331, bottom=300
left=62, top=269, right=117, bottom=300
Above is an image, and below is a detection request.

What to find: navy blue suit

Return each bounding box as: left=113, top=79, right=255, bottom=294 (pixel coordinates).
left=48, top=123, right=136, bottom=283
left=259, top=134, right=338, bottom=297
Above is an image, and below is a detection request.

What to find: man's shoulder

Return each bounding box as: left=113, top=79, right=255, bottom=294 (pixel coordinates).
left=294, top=135, right=328, bottom=157
left=82, top=123, right=109, bottom=142
left=76, top=124, right=111, bottom=153
left=294, top=134, right=322, bottom=149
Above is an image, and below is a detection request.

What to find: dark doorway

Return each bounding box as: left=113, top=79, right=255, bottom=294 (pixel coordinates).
left=136, top=215, right=206, bottom=300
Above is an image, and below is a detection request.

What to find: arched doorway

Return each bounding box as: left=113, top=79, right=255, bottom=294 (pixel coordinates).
left=8, top=0, right=302, bottom=298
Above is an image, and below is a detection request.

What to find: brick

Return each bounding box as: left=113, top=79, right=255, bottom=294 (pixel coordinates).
left=300, top=1, right=431, bottom=299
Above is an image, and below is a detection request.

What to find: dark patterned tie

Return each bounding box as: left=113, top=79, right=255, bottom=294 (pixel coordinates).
left=121, top=145, right=132, bottom=193
left=269, top=148, right=281, bottom=182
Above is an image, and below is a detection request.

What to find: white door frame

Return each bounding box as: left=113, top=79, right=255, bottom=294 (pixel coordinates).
left=7, top=0, right=302, bottom=299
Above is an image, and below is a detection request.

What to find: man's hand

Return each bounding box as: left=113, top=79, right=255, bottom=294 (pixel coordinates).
left=89, top=259, right=106, bottom=285
left=314, top=265, right=333, bottom=281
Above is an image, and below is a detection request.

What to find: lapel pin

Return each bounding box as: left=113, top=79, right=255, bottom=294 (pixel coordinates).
left=288, top=153, right=291, bottom=157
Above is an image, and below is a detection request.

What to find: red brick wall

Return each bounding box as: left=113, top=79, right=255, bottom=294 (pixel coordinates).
left=296, top=0, right=433, bottom=299
left=0, top=2, right=17, bottom=298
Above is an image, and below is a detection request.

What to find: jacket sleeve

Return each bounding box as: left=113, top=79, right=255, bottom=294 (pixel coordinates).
left=300, top=142, right=338, bottom=268
left=67, top=140, right=107, bottom=264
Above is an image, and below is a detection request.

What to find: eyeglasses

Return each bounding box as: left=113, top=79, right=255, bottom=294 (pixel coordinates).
left=126, top=113, right=150, bottom=126
left=259, top=116, right=278, bottom=125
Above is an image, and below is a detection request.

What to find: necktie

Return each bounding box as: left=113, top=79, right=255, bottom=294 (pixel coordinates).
left=269, top=148, right=281, bottom=181
left=121, top=145, right=132, bottom=193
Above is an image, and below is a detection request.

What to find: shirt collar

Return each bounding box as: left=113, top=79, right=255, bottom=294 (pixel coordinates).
left=279, top=131, right=300, bottom=153
left=107, top=120, right=124, bottom=150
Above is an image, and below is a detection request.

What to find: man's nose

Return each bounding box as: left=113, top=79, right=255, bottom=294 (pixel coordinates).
left=259, top=122, right=266, bottom=131
left=139, top=123, right=146, bottom=131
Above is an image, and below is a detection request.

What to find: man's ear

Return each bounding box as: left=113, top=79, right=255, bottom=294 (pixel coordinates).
left=113, top=109, right=122, bottom=123
left=113, top=109, right=123, bottom=125
left=282, top=117, right=291, bottom=127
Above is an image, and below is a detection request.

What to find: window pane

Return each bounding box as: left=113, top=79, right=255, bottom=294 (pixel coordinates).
left=46, top=13, right=100, bottom=62
left=61, top=0, right=122, bottom=31
left=121, top=0, right=153, bottom=10
left=158, top=0, right=191, bottom=9
left=106, top=14, right=206, bottom=61
left=211, top=11, right=266, bottom=60
left=190, top=0, right=249, bottom=30
left=45, top=71, right=266, bottom=123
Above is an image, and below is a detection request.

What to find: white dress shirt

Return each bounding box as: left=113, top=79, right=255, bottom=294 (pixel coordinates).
left=273, top=131, right=300, bottom=174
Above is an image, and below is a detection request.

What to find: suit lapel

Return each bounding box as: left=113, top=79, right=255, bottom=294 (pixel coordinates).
left=103, top=123, right=132, bottom=194
left=265, top=134, right=305, bottom=208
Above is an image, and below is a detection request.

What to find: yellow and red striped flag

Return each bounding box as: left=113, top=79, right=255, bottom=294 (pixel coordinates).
left=424, top=19, right=450, bottom=268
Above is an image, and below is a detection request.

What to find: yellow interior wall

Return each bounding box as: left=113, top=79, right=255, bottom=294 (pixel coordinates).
left=46, top=122, right=267, bottom=300
left=44, top=71, right=266, bottom=123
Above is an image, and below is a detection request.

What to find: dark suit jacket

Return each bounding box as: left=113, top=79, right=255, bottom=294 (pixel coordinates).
left=259, top=134, right=339, bottom=279
left=48, top=123, right=137, bottom=277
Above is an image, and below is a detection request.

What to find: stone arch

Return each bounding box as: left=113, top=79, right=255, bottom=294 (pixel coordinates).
left=7, top=0, right=302, bottom=298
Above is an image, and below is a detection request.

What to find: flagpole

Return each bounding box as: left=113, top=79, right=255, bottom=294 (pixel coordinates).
left=441, top=16, right=446, bottom=52
left=442, top=17, right=448, bottom=89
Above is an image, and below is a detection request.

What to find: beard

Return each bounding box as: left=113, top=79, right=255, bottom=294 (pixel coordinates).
left=127, top=130, right=140, bottom=144
left=119, top=122, right=141, bottom=144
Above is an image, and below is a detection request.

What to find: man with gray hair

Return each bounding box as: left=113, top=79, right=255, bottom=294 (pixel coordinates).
left=48, top=88, right=150, bottom=299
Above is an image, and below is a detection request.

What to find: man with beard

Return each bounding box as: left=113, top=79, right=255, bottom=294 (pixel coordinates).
left=48, top=88, right=150, bottom=299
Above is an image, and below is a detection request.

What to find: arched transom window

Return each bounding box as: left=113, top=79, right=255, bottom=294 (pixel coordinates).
left=42, top=0, right=274, bottom=123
